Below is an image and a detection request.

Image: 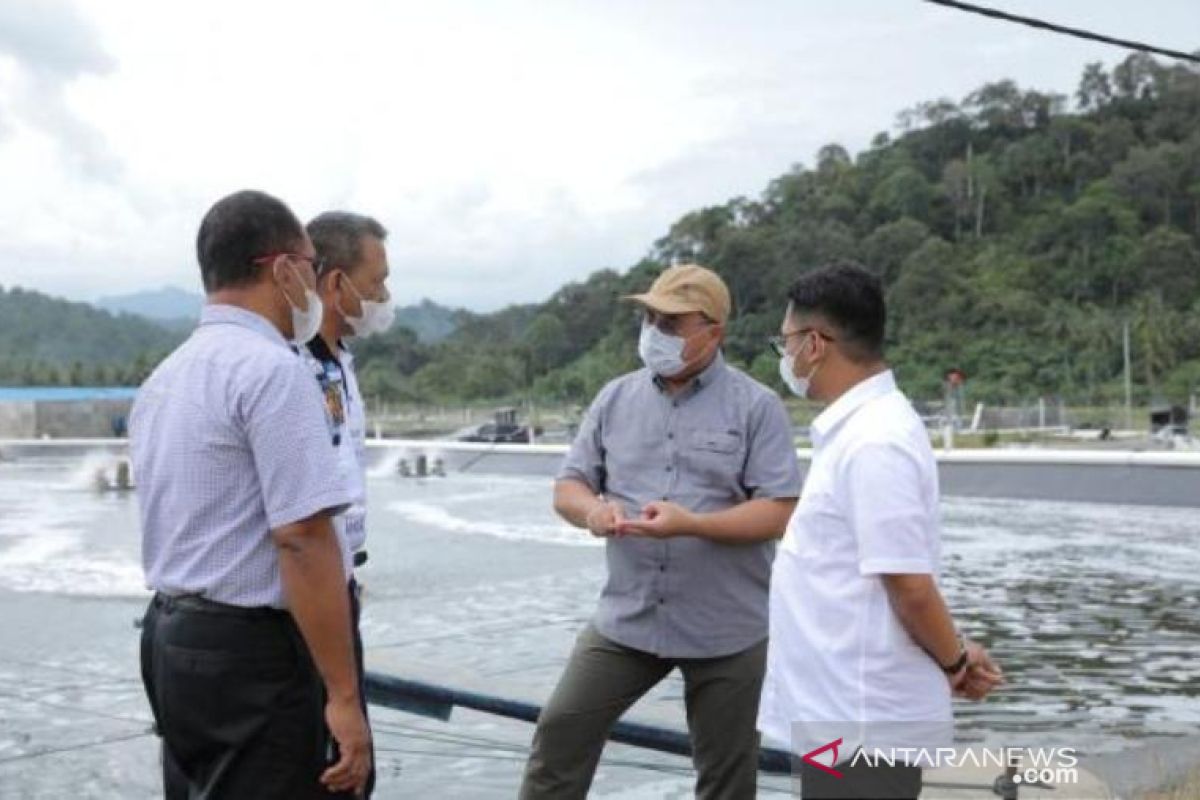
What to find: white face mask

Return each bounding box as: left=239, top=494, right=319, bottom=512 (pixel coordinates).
left=338, top=273, right=395, bottom=337
left=638, top=322, right=688, bottom=377
left=779, top=337, right=819, bottom=399
left=281, top=263, right=324, bottom=345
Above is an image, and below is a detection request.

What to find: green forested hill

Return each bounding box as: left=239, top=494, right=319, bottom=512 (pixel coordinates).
left=0, top=286, right=183, bottom=385
left=6, top=55, right=1199, bottom=403
left=360, top=55, right=1200, bottom=406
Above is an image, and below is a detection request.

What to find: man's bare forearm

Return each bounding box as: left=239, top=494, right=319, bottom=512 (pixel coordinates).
left=554, top=478, right=605, bottom=528
left=882, top=573, right=961, bottom=667
left=274, top=514, right=358, bottom=702
left=691, top=497, right=796, bottom=544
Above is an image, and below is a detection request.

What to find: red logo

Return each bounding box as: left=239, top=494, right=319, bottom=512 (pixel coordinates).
left=802, top=738, right=844, bottom=778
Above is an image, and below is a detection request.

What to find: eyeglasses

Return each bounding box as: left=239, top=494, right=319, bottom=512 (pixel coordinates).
left=252, top=252, right=326, bottom=273
left=768, top=328, right=834, bottom=357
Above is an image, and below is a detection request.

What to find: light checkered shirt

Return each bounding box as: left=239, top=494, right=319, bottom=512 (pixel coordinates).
left=131, top=304, right=353, bottom=608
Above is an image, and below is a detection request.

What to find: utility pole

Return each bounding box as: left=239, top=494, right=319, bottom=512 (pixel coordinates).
left=1123, top=320, right=1133, bottom=432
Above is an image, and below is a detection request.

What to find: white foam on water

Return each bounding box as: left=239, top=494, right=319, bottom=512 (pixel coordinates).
left=1, top=551, right=148, bottom=598
left=0, top=462, right=146, bottom=598
left=0, top=517, right=146, bottom=598
left=367, top=448, right=417, bottom=478
left=67, top=450, right=131, bottom=490
left=386, top=500, right=599, bottom=548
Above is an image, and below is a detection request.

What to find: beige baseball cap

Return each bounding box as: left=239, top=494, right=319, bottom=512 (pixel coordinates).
left=624, top=264, right=732, bottom=324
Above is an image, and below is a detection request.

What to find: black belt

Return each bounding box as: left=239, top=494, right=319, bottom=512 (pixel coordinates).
left=153, top=592, right=287, bottom=620
left=353, top=550, right=368, bottom=568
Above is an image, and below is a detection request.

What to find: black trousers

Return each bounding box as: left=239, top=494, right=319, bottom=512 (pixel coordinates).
left=140, top=582, right=374, bottom=799
left=800, top=758, right=922, bottom=800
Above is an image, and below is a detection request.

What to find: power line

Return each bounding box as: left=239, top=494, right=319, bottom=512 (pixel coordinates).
left=921, top=0, right=1200, bottom=65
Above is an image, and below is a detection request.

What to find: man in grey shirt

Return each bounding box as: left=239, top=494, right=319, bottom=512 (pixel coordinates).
left=520, top=264, right=801, bottom=800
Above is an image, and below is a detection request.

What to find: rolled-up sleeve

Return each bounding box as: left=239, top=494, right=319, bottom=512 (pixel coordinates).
left=844, top=440, right=937, bottom=576
left=741, top=394, right=802, bottom=499
left=557, top=384, right=614, bottom=492
left=244, top=358, right=353, bottom=529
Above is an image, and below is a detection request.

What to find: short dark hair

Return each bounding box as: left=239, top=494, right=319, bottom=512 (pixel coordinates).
left=786, top=261, right=886, bottom=362
left=307, top=211, right=388, bottom=278
left=196, top=190, right=305, bottom=292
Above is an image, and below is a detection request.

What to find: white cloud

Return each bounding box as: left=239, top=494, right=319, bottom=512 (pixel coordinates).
left=0, top=0, right=1197, bottom=310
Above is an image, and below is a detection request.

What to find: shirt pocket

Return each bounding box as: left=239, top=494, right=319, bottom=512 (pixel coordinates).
left=683, top=427, right=745, bottom=490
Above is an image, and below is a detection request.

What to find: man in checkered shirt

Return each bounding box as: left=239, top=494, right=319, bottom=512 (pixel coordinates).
left=131, top=190, right=372, bottom=798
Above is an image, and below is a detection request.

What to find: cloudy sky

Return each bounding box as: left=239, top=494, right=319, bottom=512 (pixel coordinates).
left=0, top=1, right=1197, bottom=311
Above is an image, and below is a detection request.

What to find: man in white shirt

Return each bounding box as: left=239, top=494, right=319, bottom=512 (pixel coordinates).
left=302, top=210, right=393, bottom=574
left=757, top=262, right=1002, bottom=799
left=300, top=210, right=395, bottom=799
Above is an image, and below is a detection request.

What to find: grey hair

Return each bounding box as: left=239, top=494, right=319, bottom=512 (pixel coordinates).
left=306, top=211, right=388, bottom=275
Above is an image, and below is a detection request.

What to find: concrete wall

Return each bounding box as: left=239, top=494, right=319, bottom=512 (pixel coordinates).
left=34, top=399, right=133, bottom=438
left=363, top=441, right=1200, bottom=509
left=0, top=399, right=133, bottom=438
left=0, top=403, right=35, bottom=438
left=3, top=438, right=1198, bottom=508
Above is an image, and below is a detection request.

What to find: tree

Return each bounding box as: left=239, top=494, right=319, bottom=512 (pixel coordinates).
left=1112, top=53, right=1161, bottom=100
left=1076, top=62, right=1112, bottom=110
left=653, top=205, right=737, bottom=264
left=888, top=237, right=971, bottom=340
left=1112, top=143, right=1182, bottom=226
left=861, top=219, right=930, bottom=281
left=1055, top=182, right=1139, bottom=305
left=521, top=313, right=571, bottom=376
left=816, top=143, right=851, bottom=177
left=1132, top=226, right=1200, bottom=308
left=941, top=159, right=971, bottom=240
left=963, top=80, right=1025, bottom=131
left=1131, top=294, right=1181, bottom=389
left=869, top=166, right=935, bottom=222
left=968, top=153, right=998, bottom=237
left=1093, top=118, right=1138, bottom=170
left=1002, top=135, right=1059, bottom=199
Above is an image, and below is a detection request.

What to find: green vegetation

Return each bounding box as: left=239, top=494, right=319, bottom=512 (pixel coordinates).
left=0, top=286, right=182, bottom=386
left=367, top=55, right=1200, bottom=407
left=5, top=56, right=1199, bottom=409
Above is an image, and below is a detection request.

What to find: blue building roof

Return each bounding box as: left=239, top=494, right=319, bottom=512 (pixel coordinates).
left=0, top=387, right=139, bottom=403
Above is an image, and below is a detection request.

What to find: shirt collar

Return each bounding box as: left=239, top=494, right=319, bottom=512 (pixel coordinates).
left=199, top=304, right=290, bottom=349
left=305, top=335, right=342, bottom=362
left=651, top=350, right=727, bottom=396
left=810, top=369, right=897, bottom=445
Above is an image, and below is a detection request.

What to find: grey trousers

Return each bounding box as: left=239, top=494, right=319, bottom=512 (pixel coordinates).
left=519, top=624, right=767, bottom=800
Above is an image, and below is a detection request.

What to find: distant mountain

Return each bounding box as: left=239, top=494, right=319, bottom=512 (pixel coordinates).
left=394, top=299, right=463, bottom=343
left=95, top=286, right=203, bottom=326
left=0, top=286, right=184, bottom=369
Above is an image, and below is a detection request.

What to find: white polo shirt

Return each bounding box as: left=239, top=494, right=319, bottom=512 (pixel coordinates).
left=758, top=370, right=952, bottom=759
left=298, top=338, right=368, bottom=572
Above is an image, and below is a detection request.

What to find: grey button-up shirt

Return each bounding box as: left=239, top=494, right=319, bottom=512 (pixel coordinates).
left=131, top=305, right=353, bottom=608
left=559, top=352, right=802, bottom=658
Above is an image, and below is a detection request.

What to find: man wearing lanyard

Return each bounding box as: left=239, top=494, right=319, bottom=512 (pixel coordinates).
left=759, top=262, right=1002, bottom=799
left=520, top=265, right=802, bottom=800
left=132, top=190, right=371, bottom=797
left=299, top=210, right=394, bottom=798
